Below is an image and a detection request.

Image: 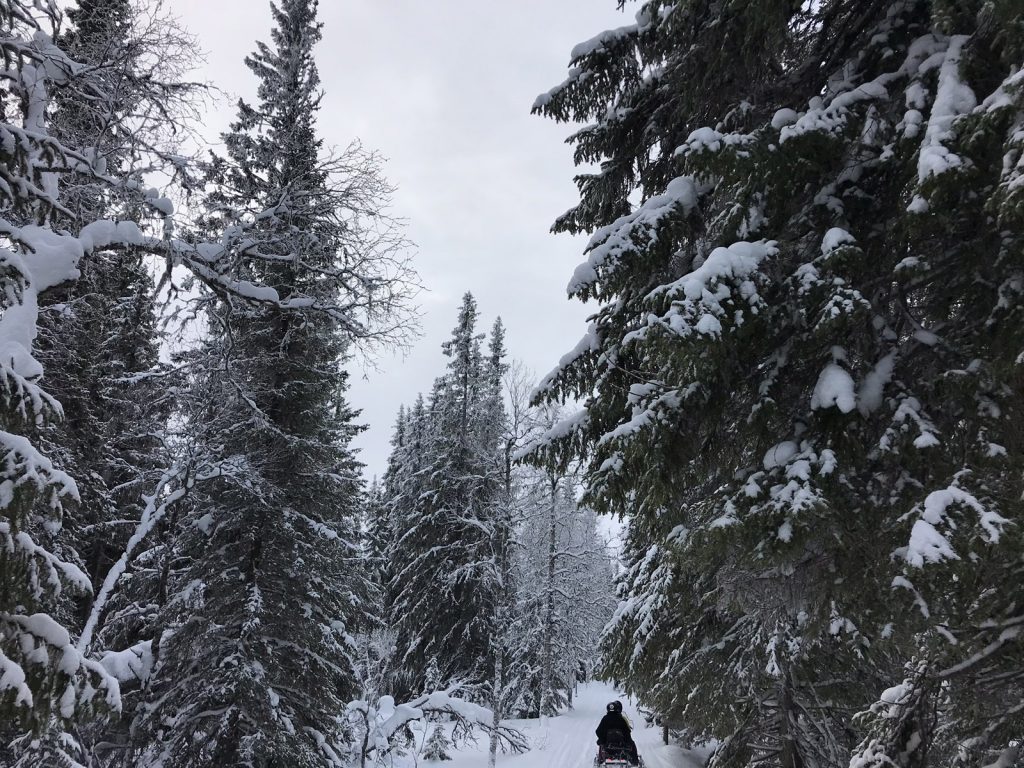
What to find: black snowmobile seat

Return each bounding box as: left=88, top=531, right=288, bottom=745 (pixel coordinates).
left=597, top=728, right=640, bottom=766
left=605, top=728, right=627, bottom=747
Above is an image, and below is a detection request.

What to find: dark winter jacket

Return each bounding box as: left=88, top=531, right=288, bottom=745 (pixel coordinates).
left=596, top=712, right=633, bottom=745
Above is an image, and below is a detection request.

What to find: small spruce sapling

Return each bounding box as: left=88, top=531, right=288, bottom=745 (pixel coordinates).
left=422, top=724, right=453, bottom=762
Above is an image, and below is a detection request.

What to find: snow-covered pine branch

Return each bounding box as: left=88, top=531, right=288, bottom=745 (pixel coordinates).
left=347, top=686, right=528, bottom=766
left=535, top=1, right=1024, bottom=765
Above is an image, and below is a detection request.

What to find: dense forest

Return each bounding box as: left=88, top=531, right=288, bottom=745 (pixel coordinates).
left=0, top=1, right=615, bottom=765
left=531, top=1, right=1024, bottom=767
left=0, top=0, right=1021, bottom=767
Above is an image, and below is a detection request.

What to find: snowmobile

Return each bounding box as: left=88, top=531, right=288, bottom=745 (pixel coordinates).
left=594, top=729, right=644, bottom=768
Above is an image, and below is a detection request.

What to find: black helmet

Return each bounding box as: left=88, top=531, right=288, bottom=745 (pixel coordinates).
left=606, top=700, right=623, bottom=713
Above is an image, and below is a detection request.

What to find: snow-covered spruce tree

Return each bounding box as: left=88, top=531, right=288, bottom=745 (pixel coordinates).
left=351, top=475, right=389, bottom=732
left=12, top=4, right=202, bottom=764
left=422, top=724, right=453, bottom=762
left=481, top=318, right=525, bottom=768
left=366, top=404, right=417, bottom=615
left=532, top=2, right=1023, bottom=766
left=378, top=398, right=423, bottom=695
left=0, top=0, right=179, bottom=750
left=36, top=0, right=186, bottom=621
left=125, top=2, right=412, bottom=766
left=386, top=294, right=507, bottom=697
left=362, top=477, right=391, bottom=594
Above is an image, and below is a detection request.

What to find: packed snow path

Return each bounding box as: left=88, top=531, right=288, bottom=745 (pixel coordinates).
left=446, top=682, right=707, bottom=768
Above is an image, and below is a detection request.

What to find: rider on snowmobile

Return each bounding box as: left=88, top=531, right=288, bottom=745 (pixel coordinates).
left=596, top=700, right=639, bottom=764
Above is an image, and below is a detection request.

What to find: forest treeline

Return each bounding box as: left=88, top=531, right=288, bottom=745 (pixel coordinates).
left=0, top=1, right=614, bottom=766
left=1, top=0, right=1023, bottom=767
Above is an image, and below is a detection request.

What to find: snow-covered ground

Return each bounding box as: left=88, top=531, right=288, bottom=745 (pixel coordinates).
left=425, top=682, right=707, bottom=768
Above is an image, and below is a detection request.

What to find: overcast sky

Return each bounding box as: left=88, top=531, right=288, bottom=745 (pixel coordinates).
left=169, top=0, right=627, bottom=478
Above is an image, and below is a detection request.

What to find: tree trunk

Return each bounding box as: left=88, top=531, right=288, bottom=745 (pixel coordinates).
left=540, top=473, right=558, bottom=718
left=360, top=708, right=370, bottom=768
left=488, top=642, right=504, bottom=768
left=778, top=662, right=804, bottom=768
left=489, top=437, right=515, bottom=766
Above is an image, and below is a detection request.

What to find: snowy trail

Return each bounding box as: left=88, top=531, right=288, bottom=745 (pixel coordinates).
left=445, top=682, right=706, bottom=768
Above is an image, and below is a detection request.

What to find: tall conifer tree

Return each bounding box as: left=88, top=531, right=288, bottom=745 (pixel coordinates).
left=128, top=2, right=399, bottom=765
left=534, top=2, right=1024, bottom=766
left=0, top=1, right=202, bottom=757
left=0, top=3, right=123, bottom=745
left=386, top=294, right=507, bottom=696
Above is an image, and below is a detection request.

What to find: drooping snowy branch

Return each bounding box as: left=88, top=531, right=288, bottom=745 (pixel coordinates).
left=347, top=686, right=528, bottom=763
left=76, top=464, right=188, bottom=654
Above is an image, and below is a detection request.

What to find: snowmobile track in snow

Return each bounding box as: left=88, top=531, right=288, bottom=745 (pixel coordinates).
left=443, top=682, right=707, bottom=768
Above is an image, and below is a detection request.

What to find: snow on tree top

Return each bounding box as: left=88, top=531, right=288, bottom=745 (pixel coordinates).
left=916, top=35, right=977, bottom=183
left=821, top=227, right=855, bottom=255
left=569, top=175, right=701, bottom=294
left=569, top=24, right=637, bottom=62
left=810, top=363, right=856, bottom=413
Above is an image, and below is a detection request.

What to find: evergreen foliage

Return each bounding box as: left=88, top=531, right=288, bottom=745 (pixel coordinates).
left=379, top=331, right=617, bottom=724
left=0, top=0, right=154, bottom=747
left=124, top=2, right=403, bottom=765
left=385, top=293, right=507, bottom=696
left=534, top=1, right=1024, bottom=766
left=423, top=724, right=453, bottom=762
left=37, top=0, right=170, bottom=623
left=0, top=1, right=415, bottom=764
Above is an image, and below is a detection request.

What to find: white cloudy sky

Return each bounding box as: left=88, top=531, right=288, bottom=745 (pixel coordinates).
left=168, top=0, right=627, bottom=477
